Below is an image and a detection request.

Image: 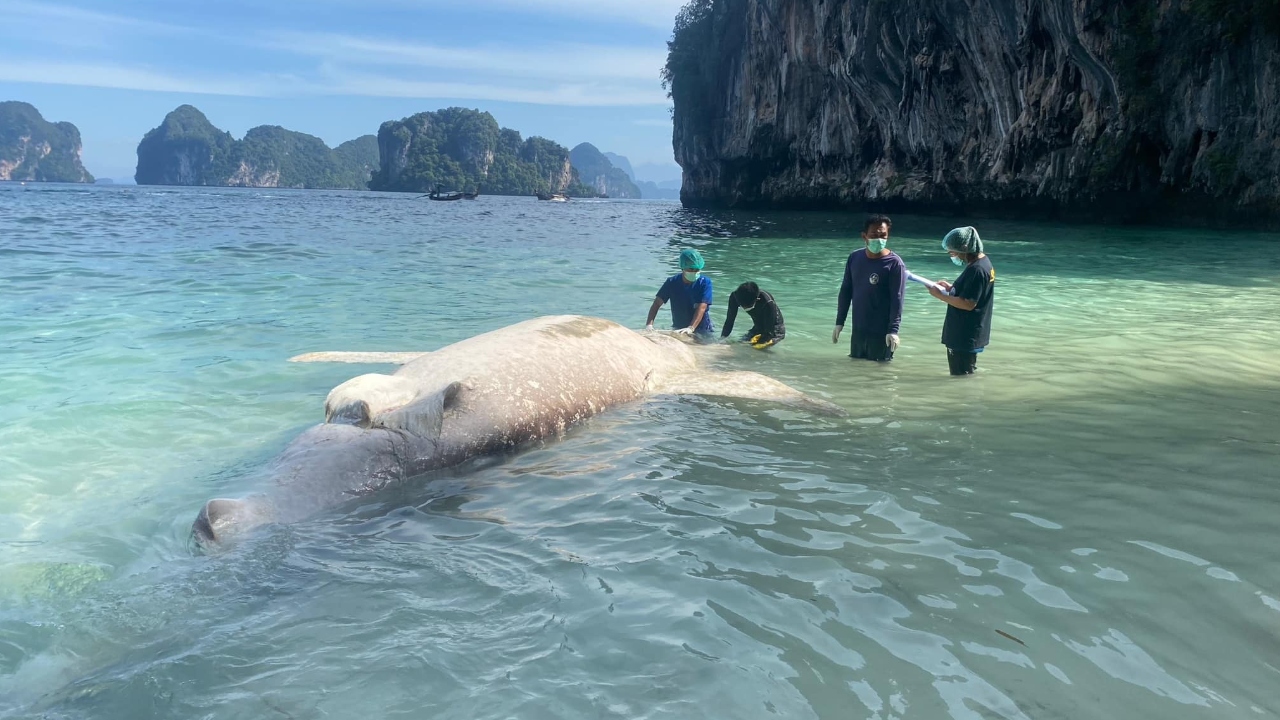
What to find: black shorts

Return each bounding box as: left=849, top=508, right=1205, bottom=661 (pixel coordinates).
left=850, top=331, right=893, bottom=362
left=947, top=348, right=979, bottom=375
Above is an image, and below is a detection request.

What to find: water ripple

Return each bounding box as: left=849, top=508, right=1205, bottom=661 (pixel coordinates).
left=1, top=185, right=1278, bottom=719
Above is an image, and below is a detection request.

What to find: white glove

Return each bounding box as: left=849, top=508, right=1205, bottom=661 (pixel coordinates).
left=886, top=333, right=899, bottom=352
left=644, top=324, right=654, bottom=331
left=674, top=327, right=694, bottom=336
left=832, top=325, right=843, bottom=344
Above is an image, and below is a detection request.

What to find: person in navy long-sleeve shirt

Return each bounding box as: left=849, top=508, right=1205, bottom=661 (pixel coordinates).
left=833, top=215, right=906, bottom=362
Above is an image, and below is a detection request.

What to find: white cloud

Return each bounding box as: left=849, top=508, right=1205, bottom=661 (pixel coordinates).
left=480, top=0, right=686, bottom=29
left=6, top=1, right=195, bottom=34
left=298, top=0, right=687, bottom=29
left=0, top=1, right=677, bottom=106
left=0, top=58, right=668, bottom=106
left=0, top=60, right=276, bottom=96
left=271, top=33, right=666, bottom=82
left=321, top=69, right=669, bottom=106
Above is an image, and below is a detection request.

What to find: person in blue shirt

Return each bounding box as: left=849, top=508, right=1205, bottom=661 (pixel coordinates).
left=645, top=248, right=714, bottom=336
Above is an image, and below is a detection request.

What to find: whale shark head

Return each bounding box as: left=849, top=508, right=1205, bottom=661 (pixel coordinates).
left=192, top=377, right=461, bottom=548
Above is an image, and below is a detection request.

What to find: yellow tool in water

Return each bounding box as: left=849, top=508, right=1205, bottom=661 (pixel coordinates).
left=749, top=334, right=776, bottom=350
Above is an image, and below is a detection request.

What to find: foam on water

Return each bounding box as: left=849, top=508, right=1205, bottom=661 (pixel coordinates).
left=2, top=184, right=1279, bottom=718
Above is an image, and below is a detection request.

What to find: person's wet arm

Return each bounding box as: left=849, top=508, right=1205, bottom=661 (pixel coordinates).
left=836, top=258, right=854, bottom=326
left=688, top=303, right=708, bottom=332
left=645, top=297, right=665, bottom=328
left=931, top=290, right=977, bottom=311
left=888, top=260, right=906, bottom=334
left=721, top=295, right=739, bottom=337
left=931, top=270, right=978, bottom=310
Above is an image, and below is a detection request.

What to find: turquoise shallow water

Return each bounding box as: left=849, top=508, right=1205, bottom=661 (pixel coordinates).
left=2, top=183, right=1279, bottom=719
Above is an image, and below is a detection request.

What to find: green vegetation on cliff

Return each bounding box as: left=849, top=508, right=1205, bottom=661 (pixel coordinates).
left=135, top=105, right=377, bottom=189
left=661, top=0, right=718, bottom=135
left=135, top=105, right=239, bottom=186
left=239, top=125, right=378, bottom=189
left=368, top=107, right=596, bottom=196
left=333, top=135, right=380, bottom=188
left=0, top=101, right=93, bottom=183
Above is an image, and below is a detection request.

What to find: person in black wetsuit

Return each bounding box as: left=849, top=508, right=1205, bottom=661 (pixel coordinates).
left=929, top=226, right=995, bottom=375
left=721, top=282, right=785, bottom=349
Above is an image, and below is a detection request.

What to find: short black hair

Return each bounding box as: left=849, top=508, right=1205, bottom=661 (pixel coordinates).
left=864, top=214, right=892, bottom=232
left=733, top=282, right=759, bottom=306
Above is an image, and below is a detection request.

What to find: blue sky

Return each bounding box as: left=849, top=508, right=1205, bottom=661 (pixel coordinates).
left=0, top=0, right=686, bottom=182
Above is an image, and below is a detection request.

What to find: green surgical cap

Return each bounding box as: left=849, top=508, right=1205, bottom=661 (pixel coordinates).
left=942, top=226, right=983, bottom=254
left=679, top=248, right=705, bottom=270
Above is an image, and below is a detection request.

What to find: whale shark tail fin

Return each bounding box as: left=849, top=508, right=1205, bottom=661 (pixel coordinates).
left=290, top=351, right=430, bottom=364
left=654, top=371, right=846, bottom=417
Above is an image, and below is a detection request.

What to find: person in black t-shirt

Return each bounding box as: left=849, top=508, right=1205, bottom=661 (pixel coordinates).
left=722, top=282, right=786, bottom=349
left=929, top=226, right=995, bottom=376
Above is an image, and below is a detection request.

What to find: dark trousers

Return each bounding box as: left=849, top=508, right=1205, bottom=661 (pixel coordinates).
left=947, top=348, right=978, bottom=376
left=850, top=331, right=893, bottom=362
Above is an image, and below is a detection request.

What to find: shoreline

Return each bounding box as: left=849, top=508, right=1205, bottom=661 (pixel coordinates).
left=677, top=190, right=1280, bottom=232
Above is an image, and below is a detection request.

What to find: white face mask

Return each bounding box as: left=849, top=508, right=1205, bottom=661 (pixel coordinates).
left=683, top=270, right=700, bottom=282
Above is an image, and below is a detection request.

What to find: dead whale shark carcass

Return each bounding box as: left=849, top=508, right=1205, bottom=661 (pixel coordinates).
left=193, top=315, right=842, bottom=544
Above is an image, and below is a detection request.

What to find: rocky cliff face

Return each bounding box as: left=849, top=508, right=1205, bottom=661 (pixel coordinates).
left=548, top=157, right=575, bottom=194
left=667, top=0, right=1280, bottom=227
left=603, top=152, right=636, bottom=181
left=377, top=124, right=413, bottom=188
left=134, top=105, right=236, bottom=185
left=599, top=151, right=683, bottom=199
left=226, top=161, right=282, bottom=188
left=0, top=101, right=93, bottom=183
left=570, top=143, right=642, bottom=198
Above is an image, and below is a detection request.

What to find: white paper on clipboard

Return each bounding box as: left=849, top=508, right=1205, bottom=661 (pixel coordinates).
left=906, top=271, right=950, bottom=295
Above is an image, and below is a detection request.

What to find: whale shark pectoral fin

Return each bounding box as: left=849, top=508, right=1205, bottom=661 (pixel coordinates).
left=193, top=498, right=268, bottom=545
left=373, top=381, right=464, bottom=438
left=654, top=371, right=847, bottom=417
left=326, top=374, right=421, bottom=427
